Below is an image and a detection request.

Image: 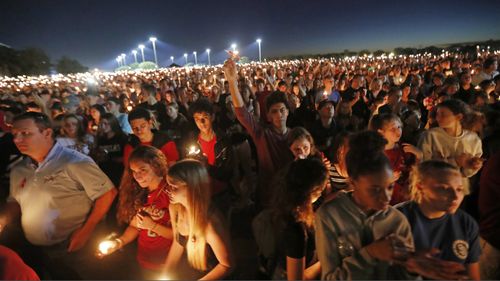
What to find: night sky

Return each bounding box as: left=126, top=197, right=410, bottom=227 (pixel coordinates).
left=1, top=0, right=499, bottom=70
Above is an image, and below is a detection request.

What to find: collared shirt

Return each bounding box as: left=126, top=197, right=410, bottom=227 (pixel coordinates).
left=9, top=141, right=114, bottom=246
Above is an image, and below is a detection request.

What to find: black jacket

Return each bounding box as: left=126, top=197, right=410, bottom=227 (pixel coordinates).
left=185, top=130, right=234, bottom=184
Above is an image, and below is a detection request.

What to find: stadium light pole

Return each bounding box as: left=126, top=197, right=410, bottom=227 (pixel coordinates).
left=231, top=43, right=237, bottom=52
left=149, top=37, right=158, bottom=66
left=256, top=39, right=262, bottom=62
left=116, top=57, right=121, bottom=67
left=206, top=49, right=211, bottom=65
left=184, top=53, right=188, bottom=65
left=132, top=50, right=138, bottom=63
left=193, top=51, right=197, bottom=65
left=170, top=56, right=174, bottom=63
left=138, top=44, right=145, bottom=62
left=121, top=53, right=126, bottom=65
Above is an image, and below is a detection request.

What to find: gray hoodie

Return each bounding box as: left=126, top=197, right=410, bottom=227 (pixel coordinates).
left=315, top=191, right=415, bottom=280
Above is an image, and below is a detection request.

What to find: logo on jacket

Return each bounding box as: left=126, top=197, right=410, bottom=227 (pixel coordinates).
left=452, top=240, right=469, bottom=260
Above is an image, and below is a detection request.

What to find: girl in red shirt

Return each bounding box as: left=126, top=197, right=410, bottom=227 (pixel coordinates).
left=97, top=146, right=173, bottom=279
left=369, top=113, right=423, bottom=204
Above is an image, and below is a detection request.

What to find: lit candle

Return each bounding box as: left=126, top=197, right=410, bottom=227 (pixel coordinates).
left=98, top=240, right=117, bottom=255
left=188, top=145, right=200, bottom=155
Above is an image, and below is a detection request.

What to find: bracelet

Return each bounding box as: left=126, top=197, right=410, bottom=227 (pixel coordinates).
left=115, top=238, right=123, bottom=249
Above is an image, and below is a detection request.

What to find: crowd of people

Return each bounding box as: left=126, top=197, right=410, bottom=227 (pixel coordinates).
left=0, top=49, right=499, bottom=280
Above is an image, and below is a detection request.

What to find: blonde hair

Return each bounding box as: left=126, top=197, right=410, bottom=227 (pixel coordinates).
left=410, top=160, right=460, bottom=203
left=168, top=159, right=211, bottom=271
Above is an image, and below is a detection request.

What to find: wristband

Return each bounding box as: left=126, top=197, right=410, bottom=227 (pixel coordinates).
left=115, top=238, right=123, bottom=249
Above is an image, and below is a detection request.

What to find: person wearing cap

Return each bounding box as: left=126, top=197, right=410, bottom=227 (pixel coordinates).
left=61, top=94, right=81, bottom=114
left=309, top=99, right=337, bottom=153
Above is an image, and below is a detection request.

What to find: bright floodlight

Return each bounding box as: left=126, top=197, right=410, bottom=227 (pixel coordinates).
left=149, top=37, right=157, bottom=42
left=116, top=57, right=121, bottom=62
left=132, top=50, right=137, bottom=54
left=170, top=56, right=174, bottom=60
left=139, top=44, right=145, bottom=50
left=206, top=48, right=210, bottom=53
left=193, top=51, right=197, bottom=55
left=256, top=39, right=262, bottom=43
left=231, top=43, right=237, bottom=50
left=121, top=53, right=126, bottom=57
left=184, top=53, right=188, bottom=57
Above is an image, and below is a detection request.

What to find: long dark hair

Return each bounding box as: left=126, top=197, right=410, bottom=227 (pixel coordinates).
left=97, top=113, right=126, bottom=140
left=90, top=104, right=106, bottom=123
left=62, top=113, right=87, bottom=143
left=273, top=158, right=328, bottom=228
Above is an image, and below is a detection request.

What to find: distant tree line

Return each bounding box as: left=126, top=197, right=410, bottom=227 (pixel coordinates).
left=0, top=45, right=88, bottom=77
left=270, top=39, right=500, bottom=60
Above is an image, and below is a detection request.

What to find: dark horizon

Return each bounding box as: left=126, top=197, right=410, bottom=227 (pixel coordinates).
left=2, top=0, right=500, bottom=70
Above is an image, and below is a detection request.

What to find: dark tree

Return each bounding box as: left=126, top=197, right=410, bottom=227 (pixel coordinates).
left=17, top=48, right=51, bottom=75
left=56, top=56, right=88, bottom=74
left=358, top=49, right=371, bottom=56
left=0, top=46, right=51, bottom=76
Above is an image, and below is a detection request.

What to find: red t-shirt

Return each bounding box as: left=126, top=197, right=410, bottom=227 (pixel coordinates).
left=123, top=140, right=179, bottom=167
left=136, top=183, right=173, bottom=270
left=385, top=144, right=415, bottom=205
left=198, top=134, right=227, bottom=195
left=198, top=134, right=217, bottom=165
left=0, top=245, right=40, bottom=280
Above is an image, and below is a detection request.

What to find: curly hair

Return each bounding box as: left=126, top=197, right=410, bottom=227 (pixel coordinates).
left=117, top=146, right=168, bottom=224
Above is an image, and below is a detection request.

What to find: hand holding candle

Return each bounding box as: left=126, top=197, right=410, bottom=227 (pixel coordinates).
left=98, top=240, right=117, bottom=255
left=96, top=235, right=122, bottom=258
